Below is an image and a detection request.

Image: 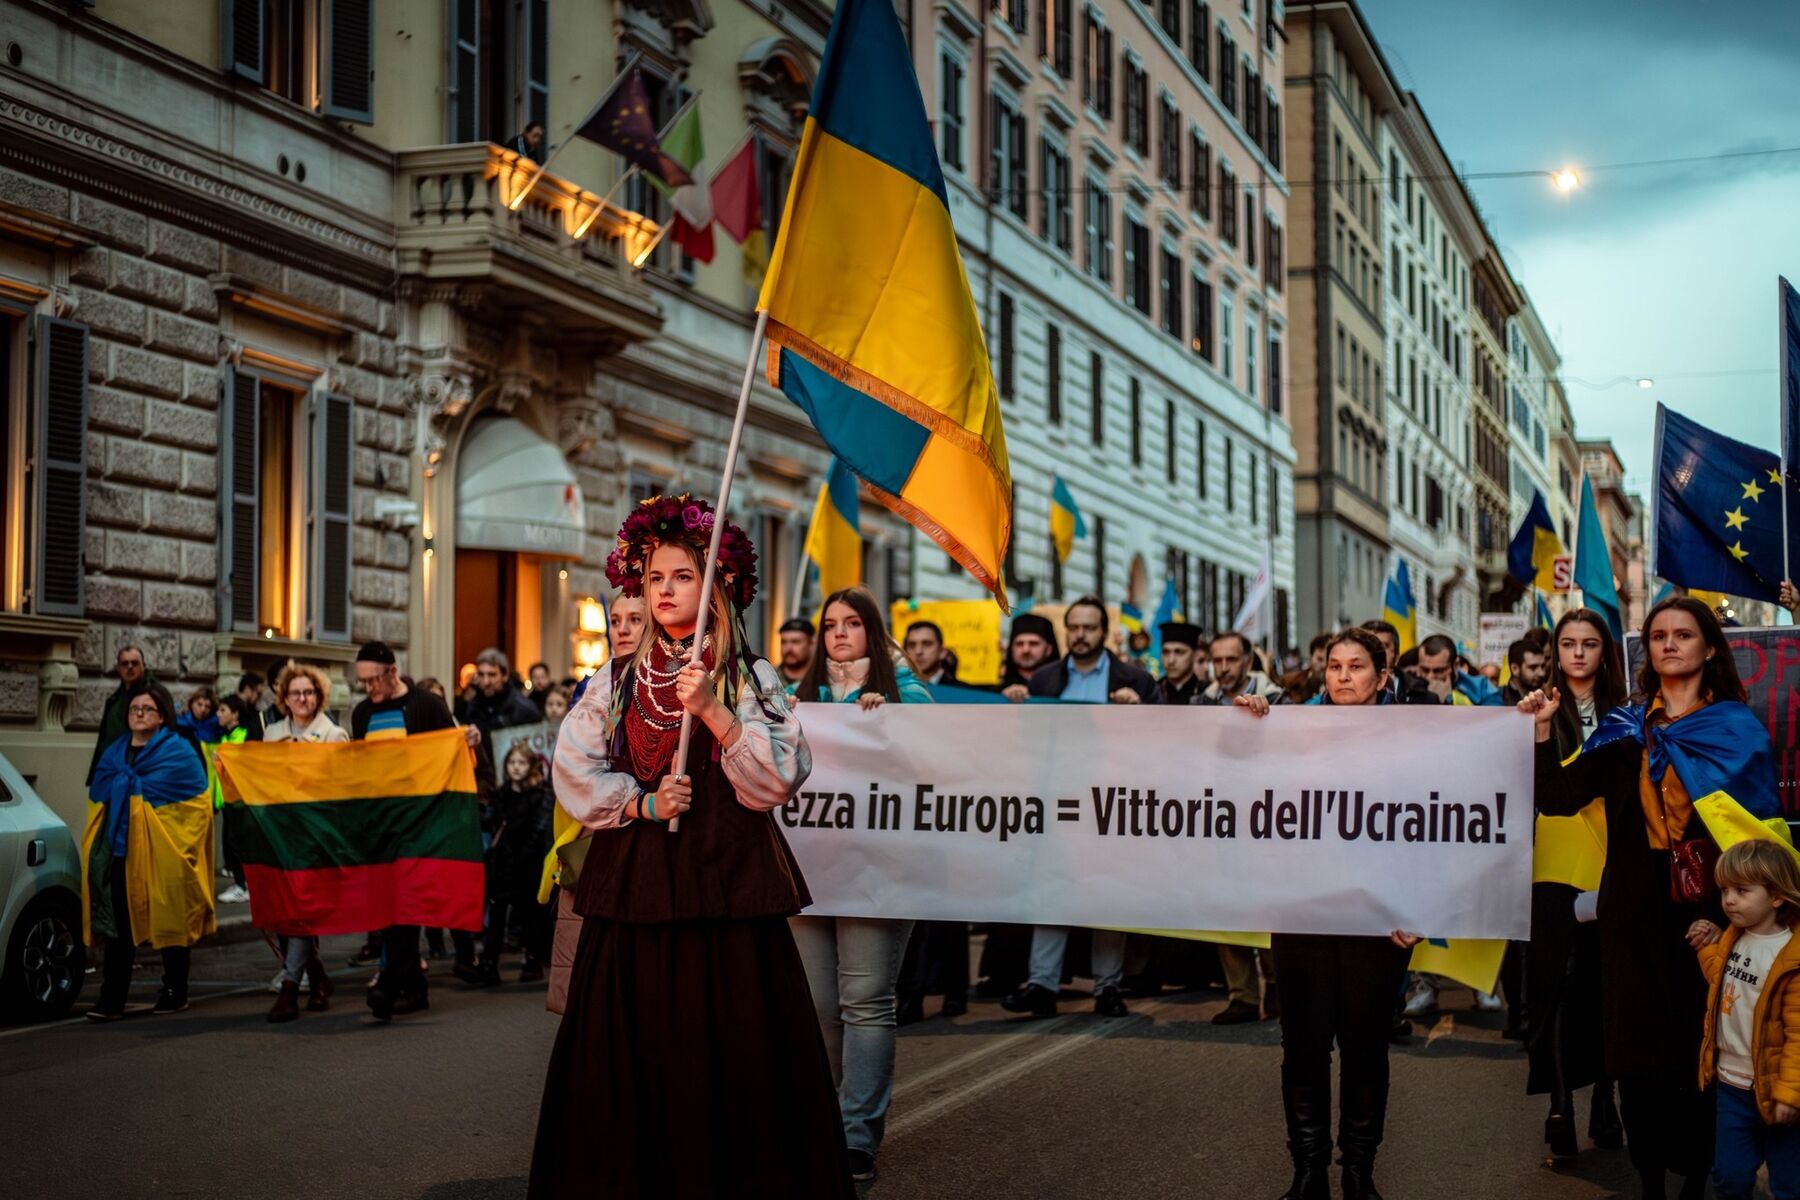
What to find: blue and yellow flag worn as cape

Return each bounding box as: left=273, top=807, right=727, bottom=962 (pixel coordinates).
left=84, top=727, right=215, bottom=950
left=1584, top=701, right=1779, bottom=819
left=758, top=0, right=1012, bottom=608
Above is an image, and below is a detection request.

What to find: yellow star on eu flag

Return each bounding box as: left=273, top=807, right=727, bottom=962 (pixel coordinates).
left=1729, top=541, right=1750, bottom=562
left=1725, top=507, right=1748, bottom=530
left=1742, top=479, right=1766, bottom=503
left=1769, top=468, right=1784, bottom=485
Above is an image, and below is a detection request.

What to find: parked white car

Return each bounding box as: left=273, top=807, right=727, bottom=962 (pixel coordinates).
left=0, top=752, right=85, bottom=1020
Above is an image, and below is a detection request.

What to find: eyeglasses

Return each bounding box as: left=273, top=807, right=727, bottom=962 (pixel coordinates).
left=286, top=688, right=318, bottom=699
left=127, top=705, right=160, bottom=716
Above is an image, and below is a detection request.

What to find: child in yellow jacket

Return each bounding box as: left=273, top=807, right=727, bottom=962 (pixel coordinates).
left=1690, top=839, right=1800, bottom=1200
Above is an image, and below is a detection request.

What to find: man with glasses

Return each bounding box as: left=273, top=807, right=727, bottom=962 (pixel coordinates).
left=87, top=645, right=157, bottom=785
left=348, top=641, right=478, bottom=1021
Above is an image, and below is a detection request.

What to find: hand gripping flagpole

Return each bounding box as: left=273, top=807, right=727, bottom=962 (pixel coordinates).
left=666, top=308, right=769, bottom=833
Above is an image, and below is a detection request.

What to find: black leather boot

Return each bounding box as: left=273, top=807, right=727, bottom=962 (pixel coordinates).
left=1339, top=1078, right=1389, bottom=1200
left=1277, top=1084, right=1332, bottom=1200
left=1588, top=1080, right=1623, bottom=1150
left=1545, top=1090, right=1578, bottom=1162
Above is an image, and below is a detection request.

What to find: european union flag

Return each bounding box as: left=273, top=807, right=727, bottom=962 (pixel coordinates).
left=1653, top=404, right=1800, bottom=602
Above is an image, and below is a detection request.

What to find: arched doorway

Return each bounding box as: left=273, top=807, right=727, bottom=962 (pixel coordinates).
left=452, top=415, right=586, bottom=686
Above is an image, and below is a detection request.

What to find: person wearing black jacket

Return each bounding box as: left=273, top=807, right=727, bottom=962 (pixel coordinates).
left=996, top=614, right=1060, bottom=698
left=475, top=742, right=556, bottom=986
left=1529, top=609, right=1626, bottom=1164
left=1240, top=627, right=1422, bottom=1200
left=467, top=648, right=543, bottom=734
left=1520, top=597, right=1774, bottom=1199
left=1022, top=597, right=1158, bottom=705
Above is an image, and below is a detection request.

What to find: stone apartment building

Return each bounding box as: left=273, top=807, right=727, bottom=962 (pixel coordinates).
left=908, top=0, right=1297, bottom=636
left=0, top=0, right=874, bottom=830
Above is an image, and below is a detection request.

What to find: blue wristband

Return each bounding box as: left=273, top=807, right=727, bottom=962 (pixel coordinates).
left=645, top=792, right=656, bottom=822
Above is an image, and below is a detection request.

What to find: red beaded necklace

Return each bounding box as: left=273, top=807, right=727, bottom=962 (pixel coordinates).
left=623, top=631, right=713, bottom=782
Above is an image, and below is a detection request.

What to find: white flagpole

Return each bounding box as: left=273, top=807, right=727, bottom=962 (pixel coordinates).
left=666, top=309, right=770, bottom=833
left=1781, top=277, right=1793, bottom=584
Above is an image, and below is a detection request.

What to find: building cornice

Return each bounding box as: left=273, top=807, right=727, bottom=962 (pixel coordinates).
left=0, top=93, right=395, bottom=290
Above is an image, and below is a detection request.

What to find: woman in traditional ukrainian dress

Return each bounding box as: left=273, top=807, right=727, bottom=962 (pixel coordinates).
left=529, top=495, right=851, bottom=1198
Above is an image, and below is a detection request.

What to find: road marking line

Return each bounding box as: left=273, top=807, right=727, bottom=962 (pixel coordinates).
left=891, top=1011, right=1086, bottom=1103
left=886, top=997, right=1176, bottom=1142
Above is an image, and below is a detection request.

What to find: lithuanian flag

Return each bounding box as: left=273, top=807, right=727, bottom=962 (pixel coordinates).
left=758, top=0, right=1012, bottom=609
left=216, top=728, right=483, bottom=935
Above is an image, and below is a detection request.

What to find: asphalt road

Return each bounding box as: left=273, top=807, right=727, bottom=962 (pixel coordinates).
left=2, top=935, right=1671, bottom=1199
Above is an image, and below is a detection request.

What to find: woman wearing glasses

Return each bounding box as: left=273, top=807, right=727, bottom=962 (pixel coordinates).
left=85, top=683, right=213, bottom=1019
left=261, top=662, right=350, bottom=1021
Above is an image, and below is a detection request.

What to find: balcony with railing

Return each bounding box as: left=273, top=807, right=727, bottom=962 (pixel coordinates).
left=395, top=144, right=664, bottom=343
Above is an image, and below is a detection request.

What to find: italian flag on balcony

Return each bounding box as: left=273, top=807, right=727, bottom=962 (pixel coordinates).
left=651, top=102, right=715, bottom=263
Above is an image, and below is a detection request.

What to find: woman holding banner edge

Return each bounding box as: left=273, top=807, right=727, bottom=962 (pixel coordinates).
left=792, top=585, right=931, bottom=1184
left=529, top=496, right=850, bottom=1198
left=1520, top=595, right=1779, bottom=1200
left=1235, top=626, right=1421, bottom=1200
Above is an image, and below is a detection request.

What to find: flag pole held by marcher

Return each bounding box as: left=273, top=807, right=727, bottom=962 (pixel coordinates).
left=666, top=308, right=769, bottom=833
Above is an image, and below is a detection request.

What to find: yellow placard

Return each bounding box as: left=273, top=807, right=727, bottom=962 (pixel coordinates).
left=891, top=599, right=1005, bottom=686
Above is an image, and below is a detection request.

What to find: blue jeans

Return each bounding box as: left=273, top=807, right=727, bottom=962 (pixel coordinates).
left=1027, top=925, right=1125, bottom=993
left=791, top=915, right=914, bottom=1154
left=1715, top=1082, right=1800, bottom=1199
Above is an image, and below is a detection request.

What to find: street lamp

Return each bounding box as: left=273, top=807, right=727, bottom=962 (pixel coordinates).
left=1552, top=168, right=1581, bottom=194
left=1636, top=378, right=1655, bottom=390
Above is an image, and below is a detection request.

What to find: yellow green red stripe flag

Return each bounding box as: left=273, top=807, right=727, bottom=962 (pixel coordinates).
left=216, top=728, right=482, bottom=935
left=757, top=0, right=1012, bottom=609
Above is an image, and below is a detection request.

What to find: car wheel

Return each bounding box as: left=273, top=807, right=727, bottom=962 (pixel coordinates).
left=2, top=894, right=86, bottom=1021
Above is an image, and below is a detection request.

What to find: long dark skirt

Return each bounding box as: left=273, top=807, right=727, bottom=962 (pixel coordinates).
left=530, top=915, right=852, bottom=1199
left=1524, top=882, right=1604, bottom=1097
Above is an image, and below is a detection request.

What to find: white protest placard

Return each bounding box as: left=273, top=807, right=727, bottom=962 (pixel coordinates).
left=491, top=721, right=556, bottom=766
left=1478, top=614, right=1530, bottom=668
left=781, top=704, right=1532, bottom=939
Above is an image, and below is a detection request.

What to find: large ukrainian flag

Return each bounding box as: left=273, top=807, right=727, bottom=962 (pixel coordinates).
left=758, top=0, right=1012, bottom=608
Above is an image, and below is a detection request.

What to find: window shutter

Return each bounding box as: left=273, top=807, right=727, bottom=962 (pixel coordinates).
left=312, top=393, right=354, bottom=641
left=219, top=366, right=260, bottom=632
left=220, top=0, right=265, bottom=84
left=523, top=0, right=550, bottom=131
left=448, top=0, right=481, bottom=141
left=33, top=317, right=88, bottom=617
left=322, top=0, right=376, bottom=123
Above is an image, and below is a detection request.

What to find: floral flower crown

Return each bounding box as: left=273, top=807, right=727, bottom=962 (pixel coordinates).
left=605, top=493, right=759, bottom=611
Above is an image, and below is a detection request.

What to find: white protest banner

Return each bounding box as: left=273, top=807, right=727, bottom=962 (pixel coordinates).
left=1478, top=614, right=1529, bottom=667
left=781, top=704, right=1532, bottom=939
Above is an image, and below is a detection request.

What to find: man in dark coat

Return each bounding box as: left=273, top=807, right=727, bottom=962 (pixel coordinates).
left=466, top=647, right=543, bottom=734
left=1157, top=622, right=1206, bottom=705
left=997, top=614, right=1060, bottom=698
left=87, top=645, right=157, bottom=785
left=1024, top=596, right=1158, bottom=704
